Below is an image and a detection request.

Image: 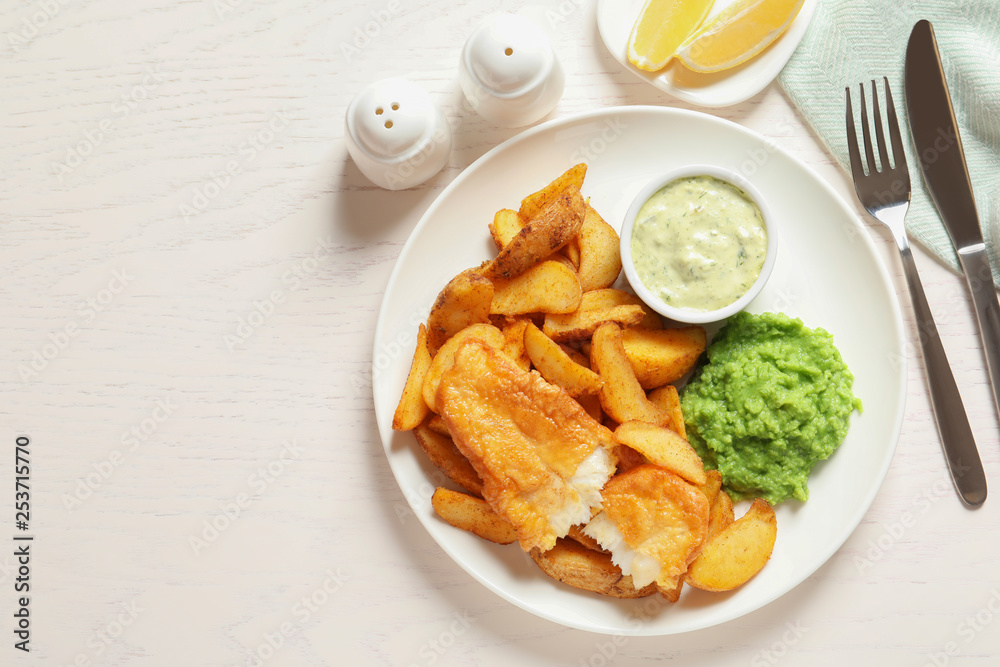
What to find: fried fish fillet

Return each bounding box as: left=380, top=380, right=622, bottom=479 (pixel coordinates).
left=583, top=465, right=709, bottom=590
left=437, top=340, right=618, bottom=552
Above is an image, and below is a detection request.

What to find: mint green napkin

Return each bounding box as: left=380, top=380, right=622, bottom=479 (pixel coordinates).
left=779, top=1, right=1000, bottom=287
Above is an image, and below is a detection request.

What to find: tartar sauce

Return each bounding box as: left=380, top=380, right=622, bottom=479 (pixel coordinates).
left=630, top=175, right=767, bottom=311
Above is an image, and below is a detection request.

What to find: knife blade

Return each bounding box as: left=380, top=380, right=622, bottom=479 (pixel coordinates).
left=905, top=19, right=1000, bottom=429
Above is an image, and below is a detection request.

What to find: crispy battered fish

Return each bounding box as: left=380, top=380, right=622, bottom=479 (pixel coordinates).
left=437, top=340, right=618, bottom=552
left=583, top=465, right=708, bottom=590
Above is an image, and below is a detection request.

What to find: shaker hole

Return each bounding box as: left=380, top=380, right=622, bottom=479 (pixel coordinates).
left=504, top=47, right=513, bottom=56
left=375, top=107, right=383, bottom=115
left=391, top=103, right=399, bottom=110
left=385, top=120, right=393, bottom=129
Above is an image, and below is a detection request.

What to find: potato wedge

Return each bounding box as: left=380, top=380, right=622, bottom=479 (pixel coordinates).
left=685, top=499, right=776, bottom=592
left=425, top=413, right=450, bottom=437
left=529, top=538, right=657, bottom=599
left=622, top=326, right=706, bottom=389
left=576, top=204, right=622, bottom=291
left=518, top=163, right=587, bottom=222
left=422, top=323, right=504, bottom=412
left=392, top=323, right=432, bottom=431
left=523, top=322, right=602, bottom=397
left=614, top=421, right=706, bottom=486
left=562, top=236, right=581, bottom=269
left=500, top=317, right=531, bottom=370
left=413, top=422, right=484, bottom=496
left=567, top=525, right=605, bottom=553
left=426, top=269, right=495, bottom=354
left=590, top=323, right=670, bottom=426
left=491, top=260, right=582, bottom=316
left=484, top=185, right=586, bottom=281
left=648, top=384, right=687, bottom=439
left=571, top=288, right=663, bottom=330
left=489, top=208, right=523, bottom=251
left=558, top=343, right=591, bottom=369
left=543, top=295, right=646, bottom=343
left=432, top=487, right=517, bottom=544
left=707, top=489, right=735, bottom=539
left=696, top=469, right=723, bottom=506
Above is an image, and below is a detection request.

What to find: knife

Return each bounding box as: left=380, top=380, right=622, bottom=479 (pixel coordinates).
left=905, top=20, right=1000, bottom=432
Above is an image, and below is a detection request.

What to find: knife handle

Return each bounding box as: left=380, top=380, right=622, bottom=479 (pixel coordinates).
left=900, top=243, right=987, bottom=507
left=957, top=244, right=1000, bottom=420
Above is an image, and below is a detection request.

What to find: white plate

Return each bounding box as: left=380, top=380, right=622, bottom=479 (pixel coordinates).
left=373, top=106, right=905, bottom=635
left=596, top=0, right=818, bottom=107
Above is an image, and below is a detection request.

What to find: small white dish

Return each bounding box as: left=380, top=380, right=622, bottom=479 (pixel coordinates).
left=596, top=0, right=818, bottom=107
left=459, top=14, right=565, bottom=127
left=344, top=78, right=452, bottom=190
left=620, top=164, right=778, bottom=324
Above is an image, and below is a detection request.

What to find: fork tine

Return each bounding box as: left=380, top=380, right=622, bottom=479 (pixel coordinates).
left=870, top=79, right=890, bottom=170
left=883, top=76, right=908, bottom=171
left=859, top=84, right=878, bottom=174
left=845, top=87, right=866, bottom=180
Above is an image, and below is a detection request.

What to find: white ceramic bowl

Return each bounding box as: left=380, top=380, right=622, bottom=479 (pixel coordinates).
left=458, top=14, right=565, bottom=127
left=620, top=164, right=778, bottom=324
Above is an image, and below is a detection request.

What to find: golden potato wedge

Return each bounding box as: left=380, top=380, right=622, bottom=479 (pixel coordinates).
left=622, top=326, right=707, bottom=390
left=590, top=323, right=670, bottom=426
left=545, top=252, right=578, bottom=273
left=432, top=487, right=517, bottom=545
left=489, top=208, right=523, bottom=251
left=490, top=260, right=582, bottom=316
left=685, top=499, right=776, bottom=592
left=576, top=204, right=622, bottom=291
left=426, top=269, right=495, bottom=354
left=422, top=323, right=504, bottom=412
left=614, top=421, right=706, bottom=486
left=648, top=384, right=687, bottom=439
left=708, top=489, right=735, bottom=538
left=425, top=413, right=450, bottom=437
left=543, top=297, right=646, bottom=343
left=518, top=163, right=587, bottom=222
left=567, top=524, right=606, bottom=553
left=696, top=469, right=723, bottom=506
left=574, top=288, right=663, bottom=330
left=500, top=317, right=531, bottom=370
left=523, top=322, right=602, bottom=397
left=484, top=185, right=586, bottom=281
left=529, top=538, right=657, bottom=599
left=562, top=236, right=581, bottom=269
left=558, top=343, right=591, bottom=369
left=392, top=324, right=433, bottom=431
left=412, top=422, right=483, bottom=496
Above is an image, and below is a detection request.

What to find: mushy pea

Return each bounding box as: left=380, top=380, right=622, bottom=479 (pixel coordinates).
left=681, top=311, right=862, bottom=504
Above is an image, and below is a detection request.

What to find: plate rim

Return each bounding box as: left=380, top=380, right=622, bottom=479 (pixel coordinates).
left=373, top=105, right=906, bottom=635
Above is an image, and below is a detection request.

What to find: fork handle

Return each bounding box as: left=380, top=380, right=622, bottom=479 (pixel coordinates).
left=899, top=243, right=987, bottom=507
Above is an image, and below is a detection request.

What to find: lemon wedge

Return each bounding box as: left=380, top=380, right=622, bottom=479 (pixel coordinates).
left=675, top=0, right=804, bottom=73
left=627, top=0, right=716, bottom=72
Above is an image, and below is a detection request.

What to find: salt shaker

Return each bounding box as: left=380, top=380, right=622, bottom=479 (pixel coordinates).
left=344, top=78, right=452, bottom=190
left=459, top=14, right=565, bottom=127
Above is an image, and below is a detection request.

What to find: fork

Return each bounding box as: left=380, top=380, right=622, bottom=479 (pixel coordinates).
left=846, top=77, right=987, bottom=508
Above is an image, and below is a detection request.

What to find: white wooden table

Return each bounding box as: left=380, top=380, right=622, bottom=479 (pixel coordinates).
left=2, top=1, right=999, bottom=665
